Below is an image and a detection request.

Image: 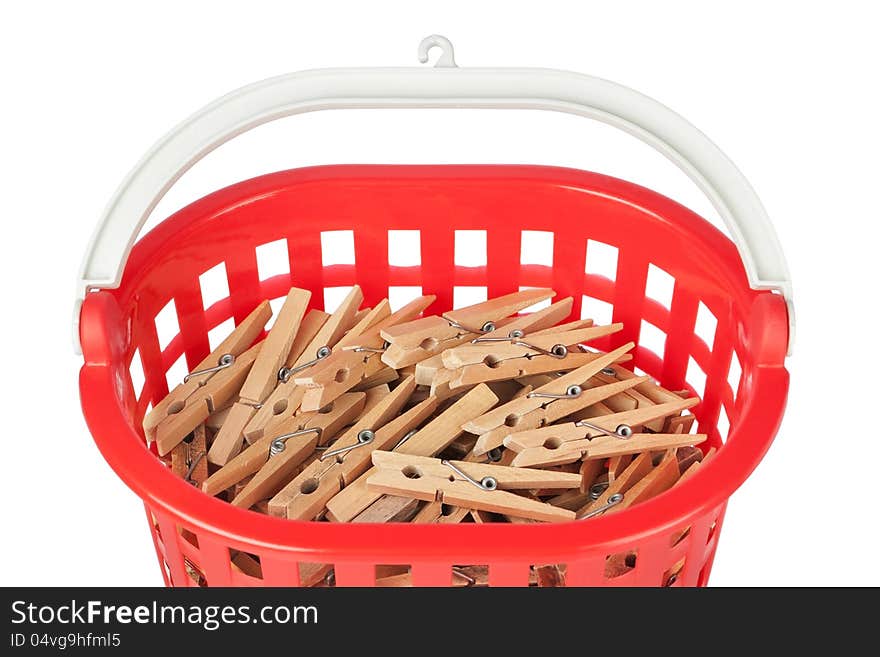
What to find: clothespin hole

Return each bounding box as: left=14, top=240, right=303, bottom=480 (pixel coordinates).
left=334, top=368, right=350, bottom=383
left=299, top=478, right=320, bottom=495
left=543, top=436, right=564, bottom=450
left=167, top=401, right=185, bottom=415
left=318, top=401, right=335, bottom=414
left=419, top=337, right=439, bottom=351
left=482, top=355, right=503, bottom=369
left=182, top=431, right=195, bottom=444
left=402, top=465, right=422, bottom=480
left=448, top=475, right=456, bottom=482
left=272, top=399, right=289, bottom=416
left=504, top=414, right=521, bottom=428
left=551, top=345, right=568, bottom=357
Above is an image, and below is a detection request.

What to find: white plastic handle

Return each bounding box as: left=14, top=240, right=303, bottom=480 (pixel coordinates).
left=75, top=35, right=793, bottom=354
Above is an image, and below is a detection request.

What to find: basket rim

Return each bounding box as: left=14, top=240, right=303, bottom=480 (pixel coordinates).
left=78, top=164, right=790, bottom=560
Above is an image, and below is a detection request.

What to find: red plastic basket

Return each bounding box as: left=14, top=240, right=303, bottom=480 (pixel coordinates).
left=75, top=38, right=792, bottom=586
left=78, top=163, right=789, bottom=587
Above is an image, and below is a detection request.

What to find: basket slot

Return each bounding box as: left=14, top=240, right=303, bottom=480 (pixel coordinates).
left=645, top=263, right=675, bottom=310
left=454, top=229, right=487, bottom=267
left=694, top=301, right=719, bottom=349
left=716, top=405, right=731, bottom=443
left=198, top=261, right=230, bottom=310
left=255, top=238, right=291, bottom=284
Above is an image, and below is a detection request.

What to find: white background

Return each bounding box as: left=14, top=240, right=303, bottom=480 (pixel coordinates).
left=1, top=0, right=878, bottom=586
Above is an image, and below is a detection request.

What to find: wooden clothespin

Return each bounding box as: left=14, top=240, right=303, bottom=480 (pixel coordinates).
left=283, top=308, right=332, bottom=373
left=465, top=342, right=639, bottom=456
left=202, top=391, right=365, bottom=503
left=146, top=300, right=271, bottom=454
left=503, top=398, right=703, bottom=467
left=243, top=286, right=365, bottom=441
left=380, top=288, right=556, bottom=368
left=418, top=295, right=576, bottom=385
left=324, top=383, right=499, bottom=522
left=230, top=392, right=366, bottom=509
left=598, top=363, right=697, bottom=431
left=439, top=322, right=624, bottom=389
left=268, top=376, right=433, bottom=520
left=154, top=341, right=262, bottom=456
left=207, top=287, right=312, bottom=465
left=293, top=295, right=436, bottom=412
left=575, top=451, right=653, bottom=518
left=366, top=451, right=579, bottom=522
left=606, top=450, right=681, bottom=513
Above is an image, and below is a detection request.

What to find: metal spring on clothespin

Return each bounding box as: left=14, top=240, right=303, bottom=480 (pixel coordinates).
left=576, top=420, right=633, bottom=439
left=452, top=568, right=476, bottom=587
left=441, top=460, right=498, bottom=491
left=269, top=427, right=322, bottom=456
left=183, top=354, right=234, bottom=382
left=183, top=450, right=206, bottom=486
left=472, top=329, right=568, bottom=359
left=318, top=429, right=374, bottom=462
left=527, top=384, right=583, bottom=400
left=278, top=346, right=332, bottom=382
left=588, top=481, right=609, bottom=500
left=576, top=493, right=624, bottom=520
left=348, top=343, right=387, bottom=354
left=484, top=447, right=503, bottom=463
left=448, top=319, right=496, bottom=335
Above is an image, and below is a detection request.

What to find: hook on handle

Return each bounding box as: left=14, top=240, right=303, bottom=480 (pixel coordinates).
left=418, top=34, right=457, bottom=68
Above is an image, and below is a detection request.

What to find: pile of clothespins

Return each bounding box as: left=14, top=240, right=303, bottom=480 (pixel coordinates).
left=145, top=285, right=712, bottom=536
